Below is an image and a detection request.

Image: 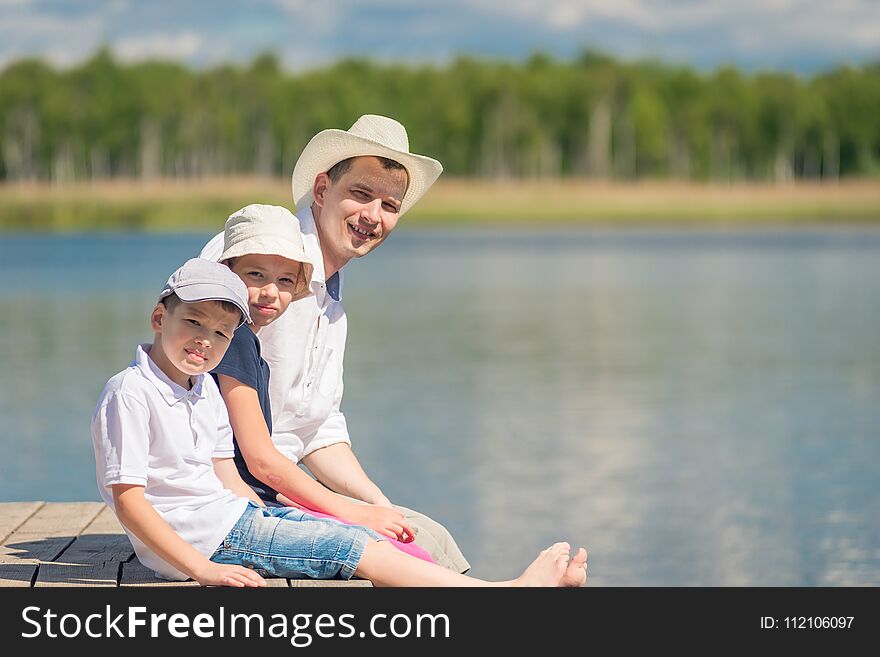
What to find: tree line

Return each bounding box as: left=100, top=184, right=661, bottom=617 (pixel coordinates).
left=1, top=49, right=878, bottom=183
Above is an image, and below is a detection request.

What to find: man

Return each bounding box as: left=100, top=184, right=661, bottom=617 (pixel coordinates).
left=201, top=115, right=468, bottom=571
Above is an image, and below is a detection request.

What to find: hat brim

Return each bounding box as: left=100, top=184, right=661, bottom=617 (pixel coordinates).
left=219, top=240, right=314, bottom=302
left=169, top=282, right=251, bottom=327
left=291, top=129, right=443, bottom=216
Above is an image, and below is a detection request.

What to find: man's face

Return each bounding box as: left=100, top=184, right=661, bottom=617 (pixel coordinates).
left=313, top=156, right=408, bottom=273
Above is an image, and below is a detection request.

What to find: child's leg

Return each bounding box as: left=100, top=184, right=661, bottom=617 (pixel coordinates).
left=356, top=540, right=587, bottom=587
left=210, top=504, right=378, bottom=580
left=213, top=504, right=587, bottom=587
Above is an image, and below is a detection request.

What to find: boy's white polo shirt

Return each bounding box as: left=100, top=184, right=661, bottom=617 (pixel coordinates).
left=91, top=344, right=249, bottom=580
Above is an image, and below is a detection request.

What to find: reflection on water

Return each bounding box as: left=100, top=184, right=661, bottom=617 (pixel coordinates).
left=1, top=228, right=878, bottom=585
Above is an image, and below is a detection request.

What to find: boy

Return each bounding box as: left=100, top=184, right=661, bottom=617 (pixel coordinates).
left=91, top=258, right=587, bottom=586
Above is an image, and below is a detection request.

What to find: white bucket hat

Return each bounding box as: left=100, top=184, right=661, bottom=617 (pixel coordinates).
left=291, top=114, right=443, bottom=217
left=219, top=204, right=314, bottom=301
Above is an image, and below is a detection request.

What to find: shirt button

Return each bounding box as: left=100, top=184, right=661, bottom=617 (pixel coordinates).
left=295, top=410, right=305, bottom=417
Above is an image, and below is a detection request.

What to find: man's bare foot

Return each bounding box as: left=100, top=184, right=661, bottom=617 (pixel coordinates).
left=561, top=547, right=587, bottom=587
left=513, top=542, right=570, bottom=587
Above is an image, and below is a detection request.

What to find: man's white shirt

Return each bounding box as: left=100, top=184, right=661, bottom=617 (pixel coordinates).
left=199, top=206, right=351, bottom=464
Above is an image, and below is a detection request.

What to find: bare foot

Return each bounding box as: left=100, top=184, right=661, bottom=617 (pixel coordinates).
left=513, top=542, right=571, bottom=587
left=561, top=547, right=587, bottom=587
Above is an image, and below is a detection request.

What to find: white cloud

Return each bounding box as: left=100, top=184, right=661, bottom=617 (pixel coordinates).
left=113, top=32, right=204, bottom=62
left=468, top=0, right=880, bottom=42
left=0, top=8, right=106, bottom=68
left=0, top=0, right=877, bottom=72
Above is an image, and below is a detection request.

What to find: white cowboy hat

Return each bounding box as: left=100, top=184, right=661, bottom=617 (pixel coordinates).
left=291, top=114, right=443, bottom=217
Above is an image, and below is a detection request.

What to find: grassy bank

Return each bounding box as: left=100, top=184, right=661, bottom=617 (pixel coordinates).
left=1, top=177, right=879, bottom=231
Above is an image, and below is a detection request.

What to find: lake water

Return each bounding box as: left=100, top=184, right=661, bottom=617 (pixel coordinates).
left=1, top=227, right=878, bottom=585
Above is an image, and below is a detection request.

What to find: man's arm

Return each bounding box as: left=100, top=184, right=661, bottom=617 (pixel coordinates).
left=217, top=374, right=411, bottom=540
left=111, top=484, right=265, bottom=587
left=300, top=442, right=393, bottom=508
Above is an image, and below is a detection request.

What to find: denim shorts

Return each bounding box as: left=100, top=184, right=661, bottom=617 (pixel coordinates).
left=210, top=501, right=383, bottom=580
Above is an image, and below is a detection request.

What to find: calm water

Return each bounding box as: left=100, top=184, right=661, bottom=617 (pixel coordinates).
left=1, top=228, right=878, bottom=585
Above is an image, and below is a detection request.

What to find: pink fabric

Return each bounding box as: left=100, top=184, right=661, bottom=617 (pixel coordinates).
left=300, top=507, right=434, bottom=563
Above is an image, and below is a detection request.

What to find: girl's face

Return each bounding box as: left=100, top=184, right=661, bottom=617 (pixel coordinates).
left=228, top=254, right=308, bottom=330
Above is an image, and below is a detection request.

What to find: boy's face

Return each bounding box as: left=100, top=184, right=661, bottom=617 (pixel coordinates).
left=150, top=299, right=240, bottom=387
left=227, top=254, right=308, bottom=329
left=313, top=155, right=408, bottom=272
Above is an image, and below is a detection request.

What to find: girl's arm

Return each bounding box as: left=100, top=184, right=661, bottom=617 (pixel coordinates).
left=111, top=484, right=265, bottom=587
left=217, top=374, right=413, bottom=541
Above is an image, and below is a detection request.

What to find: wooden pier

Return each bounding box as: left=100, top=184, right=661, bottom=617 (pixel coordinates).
left=0, top=502, right=371, bottom=587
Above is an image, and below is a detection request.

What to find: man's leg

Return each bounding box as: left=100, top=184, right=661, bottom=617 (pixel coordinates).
left=341, top=495, right=470, bottom=573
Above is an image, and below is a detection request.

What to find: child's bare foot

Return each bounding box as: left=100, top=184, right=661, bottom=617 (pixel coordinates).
left=560, top=547, right=587, bottom=587
left=513, top=542, right=570, bottom=587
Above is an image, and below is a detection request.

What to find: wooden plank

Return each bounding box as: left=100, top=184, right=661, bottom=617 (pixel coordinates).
left=35, top=534, right=132, bottom=587
left=120, top=563, right=289, bottom=587
left=0, top=502, right=104, bottom=587
left=0, top=504, right=372, bottom=588
left=290, top=578, right=372, bottom=587
left=36, top=506, right=133, bottom=587
left=0, top=502, right=44, bottom=544
left=84, top=505, right=125, bottom=534
left=120, top=558, right=200, bottom=587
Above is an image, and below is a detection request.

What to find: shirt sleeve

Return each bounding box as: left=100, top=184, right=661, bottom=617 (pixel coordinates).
left=212, top=327, right=261, bottom=391
left=93, top=392, right=151, bottom=488
left=302, top=362, right=351, bottom=457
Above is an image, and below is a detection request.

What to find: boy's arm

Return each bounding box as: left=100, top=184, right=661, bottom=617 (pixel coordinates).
left=111, top=484, right=265, bottom=587
left=217, top=374, right=412, bottom=541
left=212, top=457, right=264, bottom=506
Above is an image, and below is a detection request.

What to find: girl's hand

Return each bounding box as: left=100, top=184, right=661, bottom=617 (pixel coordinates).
left=348, top=504, right=416, bottom=543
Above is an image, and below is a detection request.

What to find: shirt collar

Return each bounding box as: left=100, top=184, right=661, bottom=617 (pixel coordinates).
left=134, top=343, right=206, bottom=406
left=298, top=206, right=344, bottom=302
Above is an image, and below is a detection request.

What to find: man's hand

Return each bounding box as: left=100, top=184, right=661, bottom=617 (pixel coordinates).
left=191, top=561, right=267, bottom=588
left=301, top=443, right=389, bottom=506
left=371, top=495, right=394, bottom=509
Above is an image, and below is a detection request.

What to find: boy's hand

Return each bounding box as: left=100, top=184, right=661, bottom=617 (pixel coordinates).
left=348, top=504, right=416, bottom=543
left=192, top=562, right=267, bottom=588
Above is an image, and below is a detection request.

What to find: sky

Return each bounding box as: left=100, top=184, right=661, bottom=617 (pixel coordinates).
left=0, top=0, right=878, bottom=73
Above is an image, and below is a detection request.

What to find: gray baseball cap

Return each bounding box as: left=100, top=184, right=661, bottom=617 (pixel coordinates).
left=159, top=258, right=251, bottom=327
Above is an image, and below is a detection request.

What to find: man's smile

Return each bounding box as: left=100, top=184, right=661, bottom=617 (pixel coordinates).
left=348, top=221, right=377, bottom=241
